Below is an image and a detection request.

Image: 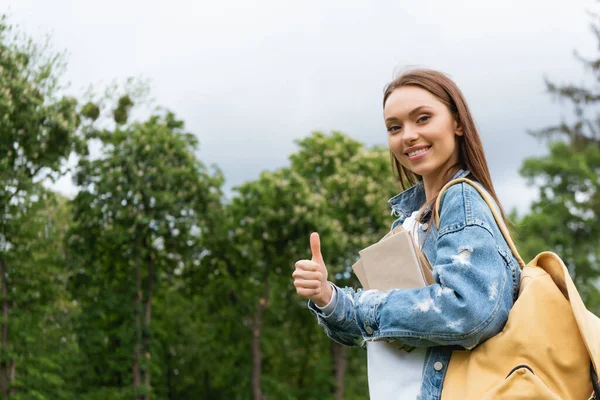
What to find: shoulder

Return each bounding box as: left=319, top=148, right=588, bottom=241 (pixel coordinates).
left=437, top=181, right=499, bottom=238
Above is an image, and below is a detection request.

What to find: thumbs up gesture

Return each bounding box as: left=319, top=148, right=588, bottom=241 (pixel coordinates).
left=292, top=232, right=333, bottom=307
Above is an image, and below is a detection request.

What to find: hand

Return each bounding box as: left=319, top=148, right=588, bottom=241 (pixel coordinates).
left=292, top=232, right=333, bottom=307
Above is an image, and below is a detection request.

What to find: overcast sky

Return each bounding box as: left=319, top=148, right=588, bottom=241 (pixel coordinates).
left=5, top=0, right=598, bottom=213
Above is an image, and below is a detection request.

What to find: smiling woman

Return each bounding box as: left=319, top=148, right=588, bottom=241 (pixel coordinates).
left=385, top=87, right=464, bottom=200
left=382, top=70, right=503, bottom=217
left=292, top=68, right=520, bottom=400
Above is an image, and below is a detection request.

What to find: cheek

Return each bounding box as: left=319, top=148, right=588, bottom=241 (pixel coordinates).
left=430, top=122, right=457, bottom=149
left=388, top=138, right=411, bottom=168
left=388, top=136, right=403, bottom=157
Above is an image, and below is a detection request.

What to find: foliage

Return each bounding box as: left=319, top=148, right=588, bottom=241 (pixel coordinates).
left=516, top=10, right=600, bottom=313
left=68, top=104, right=223, bottom=398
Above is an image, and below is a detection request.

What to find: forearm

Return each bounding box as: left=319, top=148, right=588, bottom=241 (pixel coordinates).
left=308, top=284, right=365, bottom=347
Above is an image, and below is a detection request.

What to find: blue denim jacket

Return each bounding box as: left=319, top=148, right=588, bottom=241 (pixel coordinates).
left=307, top=169, right=521, bottom=400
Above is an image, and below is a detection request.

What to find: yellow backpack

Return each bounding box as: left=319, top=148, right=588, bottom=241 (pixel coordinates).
left=435, top=178, right=600, bottom=400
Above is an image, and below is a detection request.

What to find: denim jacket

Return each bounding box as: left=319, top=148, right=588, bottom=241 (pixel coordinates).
left=307, top=169, right=521, bottom=400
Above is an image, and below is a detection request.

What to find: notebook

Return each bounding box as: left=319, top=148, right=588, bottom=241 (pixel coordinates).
left=351, top=226, right=434, bottom=291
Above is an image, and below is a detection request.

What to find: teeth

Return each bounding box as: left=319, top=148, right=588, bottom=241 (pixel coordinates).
left=408, top=147, right=429, bottom=157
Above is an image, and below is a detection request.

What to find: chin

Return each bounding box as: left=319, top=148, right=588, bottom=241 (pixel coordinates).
left=409, top=165, right=433, bottom=177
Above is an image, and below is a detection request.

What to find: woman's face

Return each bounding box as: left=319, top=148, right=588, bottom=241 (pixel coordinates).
left=384, top=86, right=463, bottom=182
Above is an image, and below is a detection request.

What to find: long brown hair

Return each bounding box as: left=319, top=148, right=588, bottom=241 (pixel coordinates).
left=383, top=68, right=508, bottom=224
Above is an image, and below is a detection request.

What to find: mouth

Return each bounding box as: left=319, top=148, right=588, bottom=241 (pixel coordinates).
left=405, top=146, right=431, bottom=160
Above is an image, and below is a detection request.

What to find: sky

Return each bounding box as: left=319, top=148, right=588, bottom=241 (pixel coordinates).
left=4, top=0, right=598, bottom=213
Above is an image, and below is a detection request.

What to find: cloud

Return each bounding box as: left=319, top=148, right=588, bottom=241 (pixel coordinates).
left=8, top=0, right=597, bottom=212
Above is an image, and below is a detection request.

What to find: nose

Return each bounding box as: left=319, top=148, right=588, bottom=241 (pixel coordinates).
left=402, top=126, right=419, bottom=145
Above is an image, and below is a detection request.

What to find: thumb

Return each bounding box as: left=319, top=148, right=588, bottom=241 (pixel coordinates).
left=310, top=232, right=324, bottom=264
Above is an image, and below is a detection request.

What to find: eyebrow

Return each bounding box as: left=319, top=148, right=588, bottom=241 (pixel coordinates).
left=385, top=105, right=433, bottom=122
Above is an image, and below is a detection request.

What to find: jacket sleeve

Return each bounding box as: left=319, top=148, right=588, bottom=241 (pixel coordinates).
left=307, top=183, right=518, bottom=349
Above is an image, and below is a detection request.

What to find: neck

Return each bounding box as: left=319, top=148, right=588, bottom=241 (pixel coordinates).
left=423, top=176, right=443, bottom=203
left=422, top=165, right=461, bottom=202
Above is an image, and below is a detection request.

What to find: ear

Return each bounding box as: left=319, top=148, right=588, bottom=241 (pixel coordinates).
left=454, top=119, right=464, bottom=137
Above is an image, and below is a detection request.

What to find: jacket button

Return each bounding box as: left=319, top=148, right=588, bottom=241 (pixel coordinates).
left=433, top=361, right=444, bottom=371
left=365, top=326, right=373, bottom=335
left=421, top=223, right=429, bottom=231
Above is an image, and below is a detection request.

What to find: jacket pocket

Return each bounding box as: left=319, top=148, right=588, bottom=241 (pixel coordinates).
left=480, top=364, right=561, bottom=400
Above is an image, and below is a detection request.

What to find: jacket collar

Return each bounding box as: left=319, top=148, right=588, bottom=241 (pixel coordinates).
left=388, top=168, right=471, bottom=220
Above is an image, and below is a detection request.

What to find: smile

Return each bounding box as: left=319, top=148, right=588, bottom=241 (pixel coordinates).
left=406, top=146, right=431, bottom=160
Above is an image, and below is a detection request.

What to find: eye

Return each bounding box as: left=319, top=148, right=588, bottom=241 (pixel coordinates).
left=387, top=125, right=402, bottom=134
left=417, top=115, right=431, bottom=124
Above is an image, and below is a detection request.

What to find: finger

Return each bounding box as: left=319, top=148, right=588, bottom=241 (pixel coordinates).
left=293, top=279, right=321, bottom=289
left=295, top=259, right=318, bottom=271
left=292, top=270, right=322, bottom=281
left=310, top=232, right=323, bottom=264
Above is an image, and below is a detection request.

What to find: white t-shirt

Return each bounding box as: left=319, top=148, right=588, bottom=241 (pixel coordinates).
left=366, top=210, right=425, bottom=400
left=318, top=210, right=426, bottom=399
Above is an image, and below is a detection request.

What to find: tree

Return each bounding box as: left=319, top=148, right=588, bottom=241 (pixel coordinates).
left=516, top=9, right=600, bottom=312
left=0, top=15, right=80, bottom=398
left=210, top=166, right=342, bottom=399
left=290, top=131, right=399, bottom=400
left=68, top=100, right=223, bottom=399
left=192, top=131, right=400, bottom=400
left=6, top=191, right=79, bottom=400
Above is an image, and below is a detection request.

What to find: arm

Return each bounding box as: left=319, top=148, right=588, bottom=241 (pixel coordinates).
left=306, top=184, right=518, bottom=349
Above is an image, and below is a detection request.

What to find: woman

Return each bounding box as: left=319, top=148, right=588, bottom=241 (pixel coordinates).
left=292, top=69, right=520, bottom=400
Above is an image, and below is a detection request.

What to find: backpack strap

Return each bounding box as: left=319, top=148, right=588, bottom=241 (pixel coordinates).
left=434, top=178, right=526, bottom=269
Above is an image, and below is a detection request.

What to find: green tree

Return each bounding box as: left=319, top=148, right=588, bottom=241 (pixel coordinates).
left=192, top=131, right=401, bottom=400
left=211, top=167, right=342, bottom=399
left=290, top=132, right=399, bottom=400
left=0, top=15, right=80, bottom=398
left=68, top=100, right=223, bottom=399
left=516, top=10, right=600, bottom=312
left=6, top=191, right=79, bottom=400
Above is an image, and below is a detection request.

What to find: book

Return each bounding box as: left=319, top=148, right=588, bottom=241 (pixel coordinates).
left=351, top=226, right=434, bottom=291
